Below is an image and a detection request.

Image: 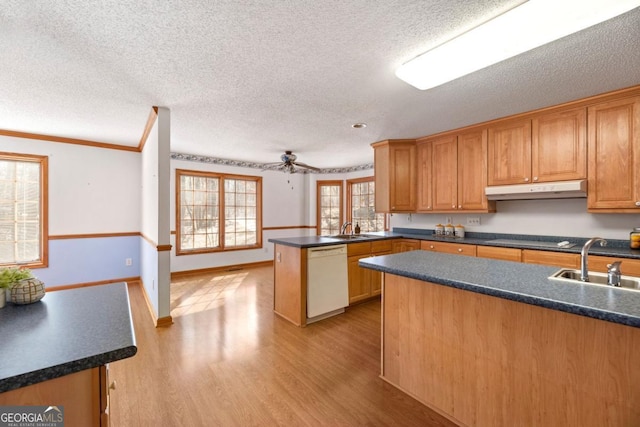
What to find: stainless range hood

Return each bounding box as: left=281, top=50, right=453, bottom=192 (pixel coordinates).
left=485, top=179, right=587, bottom=200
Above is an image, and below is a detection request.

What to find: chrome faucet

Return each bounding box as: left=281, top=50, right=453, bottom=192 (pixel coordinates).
left=340, top=221, right=352, bottom=235
left=607, top=261, right=622, bottom=287
left=580, top=237, right=607, bottom=281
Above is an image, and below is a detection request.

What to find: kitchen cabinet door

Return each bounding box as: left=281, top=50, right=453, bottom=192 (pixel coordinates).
left=457, top=129, right=493, bottom=211
left=589, top=255, right=640, bottom=277
left=392, top=239, right=420, bottom=253
left=431, top=135, right=458, bottom=211
left=476, top=245, right=522, bottom=262
left=370, top=251, right=391, bottom=296
left=421, top=240, right=477, bottom=256
left=532, top=107, right=586, bottom=182
left=372, top=139, right=417, bottom=212
left=587, top=96, right=640, bottom=212
left=522, top=249, right=580, bottom=269
left=348, top=254, right=371, bottom=304
left=487, top=118, right=532, bottom=185
left=416, top=140, right=433, bottom=212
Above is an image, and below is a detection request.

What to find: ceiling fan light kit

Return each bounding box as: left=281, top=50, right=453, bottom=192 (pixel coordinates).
left=395, top=0, right=640, bottom=90
left=262, top=150, right=321, bottom=174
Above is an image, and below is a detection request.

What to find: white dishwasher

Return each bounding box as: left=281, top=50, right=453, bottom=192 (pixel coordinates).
left=307, top=244, right=349, bottom=323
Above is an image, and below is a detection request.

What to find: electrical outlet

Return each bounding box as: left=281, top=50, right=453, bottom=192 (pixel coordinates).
left=125, top=258, right=132, bottom=266
left=445, top=216, right=453, bottom=225
left=467, top=216, right=481, bottom=226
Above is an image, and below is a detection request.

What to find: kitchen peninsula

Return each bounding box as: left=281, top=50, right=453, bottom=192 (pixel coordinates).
left=360, top=250, right=640, bottom=426
left=0, top=283, right=137, bottom=426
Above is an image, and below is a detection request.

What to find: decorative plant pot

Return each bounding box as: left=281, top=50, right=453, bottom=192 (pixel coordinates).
left=10, top=277, right=46, bottom=305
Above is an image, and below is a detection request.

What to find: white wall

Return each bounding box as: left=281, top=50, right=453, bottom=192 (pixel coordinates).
left=391, top=198, right=640, bottom=240
left=2, top=135, right=141, bottom=234
left=0, top=134, right=141, bottom=286
left=140, top=108, right=171, bottom=319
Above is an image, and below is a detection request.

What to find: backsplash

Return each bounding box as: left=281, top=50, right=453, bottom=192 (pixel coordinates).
left=390, top=198, right=640, bottom=241
left=392, top=227, right=630, bottom=249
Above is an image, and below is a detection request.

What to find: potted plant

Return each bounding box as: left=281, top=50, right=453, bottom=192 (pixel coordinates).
left=0, top=267, right=34, bottom=308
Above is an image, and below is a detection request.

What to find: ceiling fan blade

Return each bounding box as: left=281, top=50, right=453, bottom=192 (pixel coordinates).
left=292, top=161, right=321, bottom=172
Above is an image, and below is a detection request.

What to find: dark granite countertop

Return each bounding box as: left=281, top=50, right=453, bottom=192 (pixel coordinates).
left=268, top=233, right=397, bottom=248
left=360, top=251, right=640, bottom=328
left=270, top=228, right=640, bottom=260
left=0, top=282, right=137, bottom=393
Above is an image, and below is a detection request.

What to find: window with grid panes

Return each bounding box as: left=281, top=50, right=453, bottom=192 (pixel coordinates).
left=0, top=153, right=48, bottom=267
left=316, top=181, right=342, bottom=236
left=347, top=177, right=386, bottom=233
left=176, top=169, right=262, bottom=254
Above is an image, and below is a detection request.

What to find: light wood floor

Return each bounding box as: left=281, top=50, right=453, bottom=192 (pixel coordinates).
left=110, top=266, right=457, bottom=426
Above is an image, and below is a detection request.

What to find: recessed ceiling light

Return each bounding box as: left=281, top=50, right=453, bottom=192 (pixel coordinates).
left=395, top=0, right=640, bottom=90
left=352, top=123, right=367, bottom=129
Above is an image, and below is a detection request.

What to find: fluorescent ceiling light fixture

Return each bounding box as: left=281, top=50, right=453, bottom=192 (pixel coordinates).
left=396, top=0, right=640, bottom=90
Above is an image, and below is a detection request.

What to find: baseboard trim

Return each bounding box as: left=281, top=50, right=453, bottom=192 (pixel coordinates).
left=171, top=260, right=273, bottom=278
left=47, top=276, right=141, bottom=292
left=139, top=279, right=173, bottom=328
left=156, top=316, right=174, bottom=327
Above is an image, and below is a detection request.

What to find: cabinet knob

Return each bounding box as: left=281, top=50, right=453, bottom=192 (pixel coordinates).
left=458, top=205, right=462, bottom=209
left=430, top=245, right=434, bottom=249
left=636, top=201, right=640, bottom=207
left=533, top=176, right=538, bottom=181
left=524, top=177, right=530, bottom=182
left=391, top=207, right=395, bottom=210
left=452, top=204, right=456, bottom=208
left=457, top=248, right=463, bottom=252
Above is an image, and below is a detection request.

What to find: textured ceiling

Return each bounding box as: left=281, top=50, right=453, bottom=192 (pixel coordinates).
left=1, top=1, right=639, bottom=169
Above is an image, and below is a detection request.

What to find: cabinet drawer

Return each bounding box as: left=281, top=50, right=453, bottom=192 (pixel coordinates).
left=421, top=241, right=477, bottom=256
left=371, top=240, right=393, bottom=253
left=589, top=255, right=640, bottom=277
left=522, top=249, right=580, bottom=268
left=347, top=242, right=371, bottom=256
left=477, top=246, right=522, bottom=262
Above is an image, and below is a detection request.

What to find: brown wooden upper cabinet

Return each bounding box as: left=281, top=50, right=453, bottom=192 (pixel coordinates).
left=587, top=96, right=640, bottom=212
left=418, top=129, right=495, bottom=213
left=372, top=139, right=416, bottom=212
left=487, top=108, right=586, bottom=185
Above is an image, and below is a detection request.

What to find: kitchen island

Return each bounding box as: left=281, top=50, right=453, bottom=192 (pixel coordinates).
left=360, top=251, right=640, bottom=426
left=0, top=283, right=137, bottom=426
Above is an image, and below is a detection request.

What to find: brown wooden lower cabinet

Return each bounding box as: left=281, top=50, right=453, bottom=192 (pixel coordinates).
left=522, top=249, right=580, bottom=268
left=347, top=240, right=392, bottom=304
left=382, top=273, right=640, bottom=426
left=420, top=240, right=477, bottom=256
left=391, top=239, right=420, bottom=253
left=0, top=365, right=112, bottom=427
left=589, top=255, right=640, bottom=276
left=476, top=245, right=522, bottom=262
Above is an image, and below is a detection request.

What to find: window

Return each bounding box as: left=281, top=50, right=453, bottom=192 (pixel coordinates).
left=316, top=180, right=342, bottom=236
left=176, top=169, right=262, bottom=254
left=0, top=152, right=48, bottom=267
left=347, top=177, right=387, bottom=233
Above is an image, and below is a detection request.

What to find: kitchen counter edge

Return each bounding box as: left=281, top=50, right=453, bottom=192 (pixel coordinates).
left=360, top=251, right=640, bottom=329
left=0, top=282, right=138, bottom=393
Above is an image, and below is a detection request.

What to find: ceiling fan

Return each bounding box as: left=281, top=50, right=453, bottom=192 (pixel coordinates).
left=262, top=151, right=321, bottom=174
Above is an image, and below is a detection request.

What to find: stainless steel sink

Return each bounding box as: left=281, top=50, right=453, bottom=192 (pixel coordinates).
left=330, top=234, right=369, bottom=240
left=549, top=268, right=640, bottom=291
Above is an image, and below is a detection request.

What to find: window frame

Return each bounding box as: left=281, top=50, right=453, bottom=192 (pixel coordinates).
left=316, top=180, right=343, bottom=236
left=175, top=169, right=262, bottom=255
left=346, top=176, right=388, bottom=232
left=0, top=151, right=48, bottom=268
